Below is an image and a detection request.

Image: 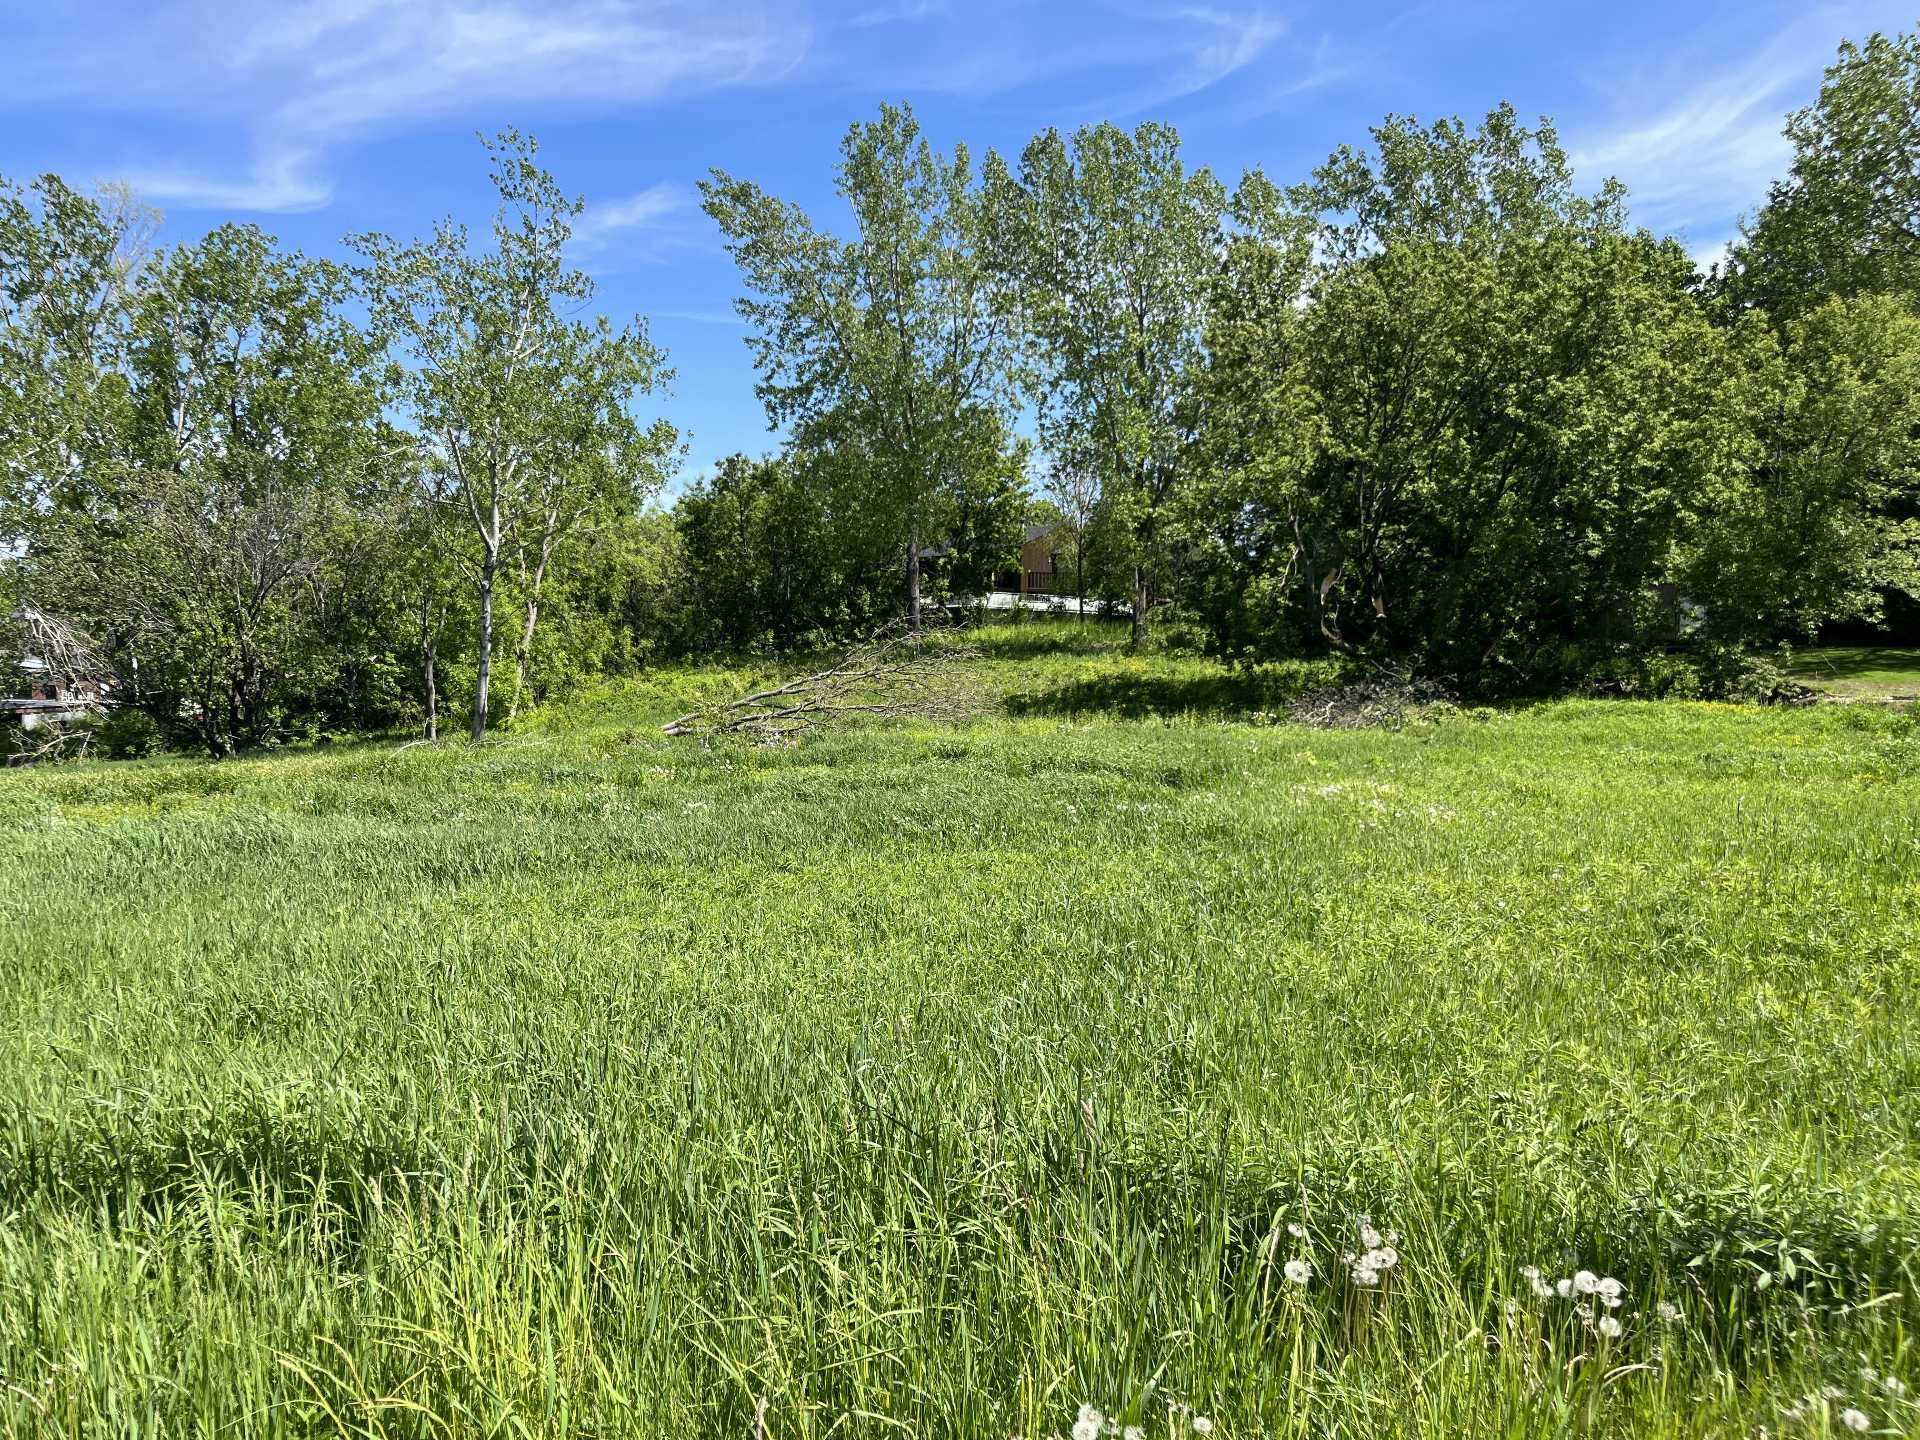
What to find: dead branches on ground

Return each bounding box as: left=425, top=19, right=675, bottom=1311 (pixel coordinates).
left=1289, top=668, right=1457, bottom=729
left=664, top=619, right=984, bottom=744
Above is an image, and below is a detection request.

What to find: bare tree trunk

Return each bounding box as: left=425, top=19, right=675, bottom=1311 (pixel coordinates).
left=508, top=590, right=540, bottom=724
left=472, top=549, right=496, bottom=742
left=906, top=522, right=922, bottom=635
left=1130, top=564, right=1149, bottom=648
left=419, top=591, right=439, bottom=742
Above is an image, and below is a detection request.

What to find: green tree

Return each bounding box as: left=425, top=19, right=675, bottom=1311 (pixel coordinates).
left=353, top=130, right=674, bottom=740
left=29, top=225, right=399, bottom=754
left=703, top=103, right=1016, bottom=631
left=673, top=452, right=897, bottom=652
left=989, top=121, right=1226, bottom=645
left=1722, top=28, right=1920, bottom=319
left=0, top=174, right=153, bottom=542
left=1287, top=106, right=1734, bottom=677
left=1171, top=171, right=1324, bottom=655
left=1688, top=295, right=1920, bottom=639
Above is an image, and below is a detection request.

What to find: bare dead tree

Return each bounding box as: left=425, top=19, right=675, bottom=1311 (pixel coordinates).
left=663, top=619, right=984, bottom=744
left=7, top=605, right=103, bottom=684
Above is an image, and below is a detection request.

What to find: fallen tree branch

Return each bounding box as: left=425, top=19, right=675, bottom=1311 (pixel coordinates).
left=2, top=719, right=95, bottom=767
left=664, top=618, right=984, bottom=743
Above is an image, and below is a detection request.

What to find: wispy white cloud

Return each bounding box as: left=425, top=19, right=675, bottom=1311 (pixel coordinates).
left=1238, top=31, right=1354, bottom=118
left=3, top=0, right=812, bottom=212
left=571, top=182, right=696, bottom=256
left=1569, top=55, right=1798, bottom=237
left=121, top=145, right=331, bottom=215
left=848, top=0, right=948, bottom=27
left=1565, top=8, right=1887, bottom=242
left=1152, top=4, right=1289, bottom=104
left=1080, top=3, right=1292, bottom=119
left=888, top=1, right=1290, bottom=109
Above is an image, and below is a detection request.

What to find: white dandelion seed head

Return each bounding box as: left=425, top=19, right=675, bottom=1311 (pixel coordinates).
left=1531, top=1277, right=1555, bottom=1298
left=1124, top=1427, right=1145, bottom=1440
left=1352, top=1263, right=1381, bottom=1287
left=1386, top=1230, right=1399, bottom=1245
left=1823, top=1386, right=1847, bottom=1401
left=1287, top=1222, right=1307, bottom=1239
left=1840, top=1408, right=1870, bottom=1433
left=1285, top=1258, right=1312, bottom=1285
left=1572, top=1270, right=1600, bottom=1296
left=1359, top=1222, right=1384, bottom=1250
left=1882, top=1374, right=1908, bottom=1397
left=1597, top=1316, right=1623, bottom=1338
left=1519, top=1265, right=1541, bottom=1282
left=1073, top=1405, right=1105, bottom=1440
left=1595, top=1277, right=1624, bottom=1303
left=1555, top=1278, right=1574, bottom=1298
left=1365, top=1246, right=1399, bottom=1271
left=1657, top=1302, right=1682, bottom=1323
left=1574, top=1301, right=1594, bottom=1322
left=1191, top=1418, right=1213, bottom=1435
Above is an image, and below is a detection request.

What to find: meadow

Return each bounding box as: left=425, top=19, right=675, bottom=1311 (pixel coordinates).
left=1, top=625, right=1917, bottom=1438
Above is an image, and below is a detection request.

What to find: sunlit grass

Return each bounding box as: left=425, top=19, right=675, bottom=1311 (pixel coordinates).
left=2, top=630, right=1917, bottom=1436
left=1786, top=644, right=1920, bottom=700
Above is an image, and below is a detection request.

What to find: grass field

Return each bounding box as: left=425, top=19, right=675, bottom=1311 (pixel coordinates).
left=2, top=625, right=1918, bottom=1437
left=1786, top=645, right=1920, bottom=702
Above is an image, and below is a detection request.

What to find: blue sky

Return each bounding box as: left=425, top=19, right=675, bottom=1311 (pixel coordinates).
left=1, top=0, right=1911, bottom=488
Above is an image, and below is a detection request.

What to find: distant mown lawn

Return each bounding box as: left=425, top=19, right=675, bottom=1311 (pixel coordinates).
left=1786, top=643, right=1920, bottom=699
left=2, top=628, right=1917, bottom=1437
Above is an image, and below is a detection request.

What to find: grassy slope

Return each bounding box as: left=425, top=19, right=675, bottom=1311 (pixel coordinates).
left=1787, top=644, right=1920, bottom=700
left=2, top=627, right=1917, bottom=1437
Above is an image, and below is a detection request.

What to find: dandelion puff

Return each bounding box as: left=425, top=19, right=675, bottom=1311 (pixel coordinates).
left=1657, top=1302, right=1682, bottom=1323
left=1287, top=1222, right=1306, bottom=1239
left=1285, top=1258, right=1313, bottom=1285
left=1595, top=1277, right=1624, bottom=1306
left=1124, top=1427, right=1144, bottom=1440
left=1519, top=1265, right=1541, bottom=1281
left=1073, top=1405, right=1105, bottom=1440
left=1555, top=1278, right=1574, bottom=1298
left=1882, top=1374, right=1907, bottom=1398
left=1823, top=1386, right=1847, bottom=1401
left=1840, top=1408, right=1870, bottom=1433
left=1597, top=1316, right=1623, bottom=1338
left=1358, top=1220, right=1384, bottom=1250
left=1192, top=1419, right=1214, bottom=1435
left=1366, top=1246, right=1399, bottom=1271
left=1532, top=1276, right=1556, bottom=1298
left=1572, top=1270, right=1599, bottom=1296
left=1352, top=1263, right=1381, bottom=1287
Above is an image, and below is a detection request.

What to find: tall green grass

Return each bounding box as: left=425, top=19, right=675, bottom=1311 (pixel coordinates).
left=1, top=637, right=1917, bottom=1436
